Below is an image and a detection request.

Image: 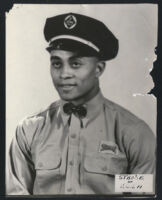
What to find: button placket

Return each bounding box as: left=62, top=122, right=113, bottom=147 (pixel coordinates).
left=65, top=114, right=81, bottom=194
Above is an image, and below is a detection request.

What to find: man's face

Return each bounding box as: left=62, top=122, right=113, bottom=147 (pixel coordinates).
left=50, top=50, right=105, bottom=104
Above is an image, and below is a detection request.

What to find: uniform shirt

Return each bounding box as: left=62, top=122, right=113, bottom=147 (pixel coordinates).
left=7, top=92, right=156, bottom=195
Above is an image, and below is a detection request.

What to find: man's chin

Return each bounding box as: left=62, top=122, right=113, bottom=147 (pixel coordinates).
left=59, top=93, right=85, bottom=104
left=59, top=94, right=78, bottom=102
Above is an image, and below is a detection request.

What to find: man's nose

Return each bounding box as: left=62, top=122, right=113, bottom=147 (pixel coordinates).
left=60, top=65, right=74, bottom=79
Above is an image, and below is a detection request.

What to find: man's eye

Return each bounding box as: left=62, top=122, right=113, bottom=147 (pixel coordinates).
left=51, top=62, right=62, bottom=69
left=71, top=61, right=81, bottom=68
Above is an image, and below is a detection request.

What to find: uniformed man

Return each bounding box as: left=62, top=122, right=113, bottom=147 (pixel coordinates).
left=7, top=13, right=156, bottom=195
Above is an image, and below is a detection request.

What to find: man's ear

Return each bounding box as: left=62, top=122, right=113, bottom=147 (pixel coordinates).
left=95, top=61, right=106, bottom=77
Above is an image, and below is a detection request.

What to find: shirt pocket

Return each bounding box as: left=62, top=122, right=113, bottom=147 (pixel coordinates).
left=35, top=151, right=61, bottom=170
left=34, top=146, right=62, bottom=193
left=84, top=153, right=128, bottom=175
left=35, top=144, right=61, bottom=170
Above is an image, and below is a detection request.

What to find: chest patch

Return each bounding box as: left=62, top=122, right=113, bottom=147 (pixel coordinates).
left=99, top=141, right=118, bottom=155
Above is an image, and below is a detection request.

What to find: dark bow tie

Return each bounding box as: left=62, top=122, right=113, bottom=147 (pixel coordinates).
left=63, top=102, right=87, bottom=119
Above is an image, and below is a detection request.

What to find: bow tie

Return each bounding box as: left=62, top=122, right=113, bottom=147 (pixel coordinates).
left=63, top=102, right=87, bottom=119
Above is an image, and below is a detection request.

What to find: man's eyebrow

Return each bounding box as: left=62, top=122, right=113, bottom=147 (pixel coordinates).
left=50, top=56, right=61, bottom=61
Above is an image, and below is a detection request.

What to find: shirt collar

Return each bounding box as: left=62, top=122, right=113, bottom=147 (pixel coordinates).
left=60, top=90, right=104, bottom=127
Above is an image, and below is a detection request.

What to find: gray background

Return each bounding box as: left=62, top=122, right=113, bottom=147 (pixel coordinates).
left=6, top=4, right=157, bottom=155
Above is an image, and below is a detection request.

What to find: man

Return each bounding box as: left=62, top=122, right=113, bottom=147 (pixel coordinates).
left=7, top=12, right=155, bottom=195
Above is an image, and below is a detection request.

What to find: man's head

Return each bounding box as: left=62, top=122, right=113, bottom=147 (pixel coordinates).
left=44, top=13, right=118, bottom=105
left=49, top=49, right=105, bottom=105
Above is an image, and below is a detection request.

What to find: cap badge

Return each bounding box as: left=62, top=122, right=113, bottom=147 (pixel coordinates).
left=64, top=15, right=77, bottom=29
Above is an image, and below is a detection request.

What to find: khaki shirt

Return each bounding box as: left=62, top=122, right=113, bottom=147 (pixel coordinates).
left=7, top=92, right=156, bottom=195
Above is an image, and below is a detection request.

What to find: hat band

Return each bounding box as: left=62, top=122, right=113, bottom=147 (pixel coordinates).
left=49, top=35, right=100, bottom=52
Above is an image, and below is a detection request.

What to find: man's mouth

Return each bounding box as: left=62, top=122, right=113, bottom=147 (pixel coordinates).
left=58, top=84, right=77, bottom=91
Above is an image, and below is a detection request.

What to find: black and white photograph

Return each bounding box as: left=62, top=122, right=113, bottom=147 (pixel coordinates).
left=6, top=4, right=157, bottom=196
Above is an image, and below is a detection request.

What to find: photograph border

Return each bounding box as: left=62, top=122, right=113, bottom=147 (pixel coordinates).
left=1, top=0, right=161, bottom=199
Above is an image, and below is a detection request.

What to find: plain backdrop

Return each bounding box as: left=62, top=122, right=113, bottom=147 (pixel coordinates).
left=6, top=4, right=157, bottom=154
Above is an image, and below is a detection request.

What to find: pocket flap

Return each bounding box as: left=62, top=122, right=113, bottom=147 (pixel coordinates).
left=84, top=153, right=128, bottom=175
left=35, top=145, right=61, bottom=170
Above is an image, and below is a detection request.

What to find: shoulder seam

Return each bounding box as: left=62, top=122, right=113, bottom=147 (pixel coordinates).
left=103, top=97, right=142, bottom=124
left=24, top=100, right=61, bottom=119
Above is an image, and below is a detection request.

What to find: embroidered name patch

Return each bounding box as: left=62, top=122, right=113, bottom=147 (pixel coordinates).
left=99, top=141, right=118, bottom=154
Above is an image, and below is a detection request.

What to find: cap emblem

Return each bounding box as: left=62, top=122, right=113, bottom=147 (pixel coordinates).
left=64, top=15, right=77, bottom=29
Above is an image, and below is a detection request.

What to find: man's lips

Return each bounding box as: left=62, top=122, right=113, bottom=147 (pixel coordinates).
left=58, top=84, right=77, bottom=91
left=59, top=84, right=77, bottom=86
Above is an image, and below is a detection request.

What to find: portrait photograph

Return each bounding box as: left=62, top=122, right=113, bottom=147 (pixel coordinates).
left=6, top=3, right=157, bottom=196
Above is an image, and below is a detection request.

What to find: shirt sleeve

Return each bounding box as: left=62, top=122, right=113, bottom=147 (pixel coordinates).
left=124, top=121, right=156, bottom=174
left=6, top=121, right=35, bottom=195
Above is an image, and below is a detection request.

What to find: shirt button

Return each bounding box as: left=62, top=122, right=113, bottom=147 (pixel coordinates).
left=102, top=166, right=107, bottom=171
left=38, top=162, right=43, bottom=168
left=71, top=134, right=76, bottom=139
left=55, top=175, right=61, bottom=180
left=67, top=188, right=72, bottom=192
left=69, top=160, right=74, bottom=166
